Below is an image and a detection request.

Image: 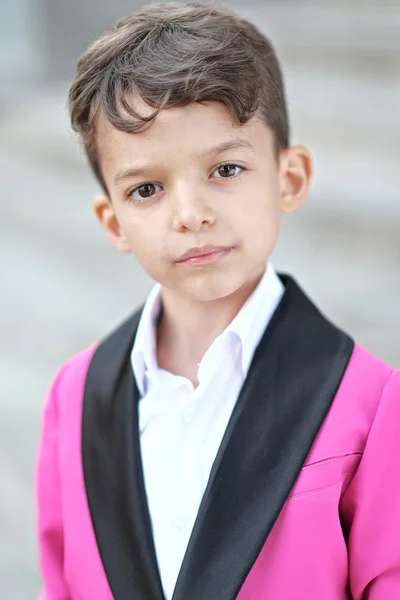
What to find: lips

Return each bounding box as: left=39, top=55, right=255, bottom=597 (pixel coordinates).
left=175, top=245, right=232, bottom=263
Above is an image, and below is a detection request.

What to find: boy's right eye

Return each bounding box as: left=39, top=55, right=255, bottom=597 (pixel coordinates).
left=128, top=183, right=162, bottom=202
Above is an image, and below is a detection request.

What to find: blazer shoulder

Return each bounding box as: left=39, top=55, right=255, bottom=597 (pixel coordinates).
left=44, top=344, right=98, bottom=415
left=347, top=343, right=395, bottom=385
left=306, top=344, right=398, bottom=463
left=340, top=344, right=399, bottom=422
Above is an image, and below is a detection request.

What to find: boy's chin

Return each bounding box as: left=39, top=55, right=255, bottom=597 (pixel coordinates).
left=176, top=272, right=252, bottom=303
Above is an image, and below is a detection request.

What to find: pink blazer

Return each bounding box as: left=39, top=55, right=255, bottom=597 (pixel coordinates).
left=36, top=275, right=400, bottom=599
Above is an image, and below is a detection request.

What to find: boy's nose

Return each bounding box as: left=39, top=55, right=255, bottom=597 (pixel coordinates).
left=171, top=186, right=216, bottom=233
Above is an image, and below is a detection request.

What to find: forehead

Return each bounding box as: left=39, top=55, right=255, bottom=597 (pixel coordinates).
left=95, top=100, right=272, bottom=177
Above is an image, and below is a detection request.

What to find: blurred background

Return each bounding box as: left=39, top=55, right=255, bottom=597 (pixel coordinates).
left=1, top=0, right=399, bottom=597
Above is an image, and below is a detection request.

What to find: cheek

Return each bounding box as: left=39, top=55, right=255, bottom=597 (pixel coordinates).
left=239, top=206, right=280, bottom=267
left=129, top=230, right=160, bottom=262
left=121, top=222, right=178, bottom=287
left=239, top=196, right=280, bottom=242
left=118, top=215, right=162, bottom=263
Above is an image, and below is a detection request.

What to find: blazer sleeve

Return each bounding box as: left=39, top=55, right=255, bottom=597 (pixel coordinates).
left=340, top=369, right=400, bottom=599
left=36, top=364, right=71, bottom=600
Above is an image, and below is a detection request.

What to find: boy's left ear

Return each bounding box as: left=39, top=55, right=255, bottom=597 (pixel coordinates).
left=92, top=195, right=131, bottom=254
left=279, top=145, right=313, bottom=214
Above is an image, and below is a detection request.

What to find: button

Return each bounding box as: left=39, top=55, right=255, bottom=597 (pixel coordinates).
left=172, top=516, right=188, bottom=533
left=181, top=406, right=196, bottom=423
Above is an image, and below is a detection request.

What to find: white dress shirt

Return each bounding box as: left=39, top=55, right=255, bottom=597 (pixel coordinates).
left=131, top=263, right=284, bottom=600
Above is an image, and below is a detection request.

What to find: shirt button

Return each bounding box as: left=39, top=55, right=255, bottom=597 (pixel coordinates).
left=172, top=517, right=188, bottom=533
left=181, top=406, right=196, bottom=423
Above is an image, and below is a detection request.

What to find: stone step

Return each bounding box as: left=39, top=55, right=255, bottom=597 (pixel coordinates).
left=240, top=4, right=400, bottom=76
left=242, top=3, right=400, bottom=51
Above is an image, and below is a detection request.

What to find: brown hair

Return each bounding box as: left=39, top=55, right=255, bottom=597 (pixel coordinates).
left=68, top=1, right=290, bottom=192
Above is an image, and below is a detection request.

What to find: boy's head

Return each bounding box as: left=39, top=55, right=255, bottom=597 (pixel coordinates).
left=68, top=1, right=312, bottom=302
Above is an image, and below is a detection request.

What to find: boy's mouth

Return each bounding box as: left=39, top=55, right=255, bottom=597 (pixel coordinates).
left=175, top=245, right=232, bottom=267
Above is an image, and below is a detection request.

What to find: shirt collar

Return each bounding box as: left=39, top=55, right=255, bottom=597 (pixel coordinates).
left=131, top=263, right=284, bottom=395
left=130, top=282, right=162, bottom=396
left=212, top=262, right=284, bottom=377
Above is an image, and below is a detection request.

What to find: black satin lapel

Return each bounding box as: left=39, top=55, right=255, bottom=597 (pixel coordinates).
left=82, top=310, right=165, bottom=600
left=172, top=275, right=354, bottom=600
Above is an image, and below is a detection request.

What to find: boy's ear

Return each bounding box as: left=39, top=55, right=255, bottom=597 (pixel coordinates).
left=92, top=195, right=131, bottom=254
left=279, top=145, right=313, bottom=214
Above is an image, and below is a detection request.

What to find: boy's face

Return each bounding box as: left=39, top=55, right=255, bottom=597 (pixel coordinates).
left=94, top=100, right=312, bottom=301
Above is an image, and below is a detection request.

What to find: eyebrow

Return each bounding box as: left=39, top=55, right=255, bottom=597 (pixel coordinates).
left=114, top=165, right=150, bottom=186
left=196, top=139, right=255, bottom=159
left=113, top=138, right=255, bottom=185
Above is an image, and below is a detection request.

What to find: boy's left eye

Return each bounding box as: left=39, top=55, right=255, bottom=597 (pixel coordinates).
left=213, top=164, right=243, bottom=178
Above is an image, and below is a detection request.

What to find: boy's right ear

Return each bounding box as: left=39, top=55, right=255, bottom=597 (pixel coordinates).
left=92, top=195, right=131, bottom=254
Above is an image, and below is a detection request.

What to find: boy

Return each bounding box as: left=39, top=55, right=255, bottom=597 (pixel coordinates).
left=36, top=2, right=400, bottom=599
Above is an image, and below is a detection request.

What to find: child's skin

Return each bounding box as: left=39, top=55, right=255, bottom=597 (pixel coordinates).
left=93, top=99, right=312, bottom=384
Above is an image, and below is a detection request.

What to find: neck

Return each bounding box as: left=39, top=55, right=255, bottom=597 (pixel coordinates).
left=156, top=272, right=263, bottom=382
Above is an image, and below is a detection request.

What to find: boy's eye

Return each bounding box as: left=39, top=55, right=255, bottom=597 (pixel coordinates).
left=213, top=164, right=242, bottom=178
left=127, top=164, right=243, bottom=202
left=129, top=183, right=162, bottom=201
